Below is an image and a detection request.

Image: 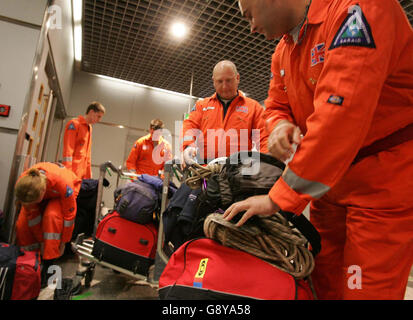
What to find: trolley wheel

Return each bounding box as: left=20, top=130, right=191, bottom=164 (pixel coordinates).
left=84, top=267, right=95, bottom=288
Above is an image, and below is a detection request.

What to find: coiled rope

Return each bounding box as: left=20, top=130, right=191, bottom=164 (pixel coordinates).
left=203, top=213, right=315, bottom=280
left=185, top=162, right=222, bottom=189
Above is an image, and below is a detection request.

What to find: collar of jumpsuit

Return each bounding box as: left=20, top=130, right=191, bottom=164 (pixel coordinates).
left=284, top=0, right=330, bottom=44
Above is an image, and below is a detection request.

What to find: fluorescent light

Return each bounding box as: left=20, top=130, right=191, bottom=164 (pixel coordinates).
left=170, top=22, right=188, bottom=39
left=74, top=25, right=82, bottom=61
left=73, top=0, right=82, bottom=23
left=73, top=0, right=83, bottom=62
left=95, top=74, right=198, bottom=99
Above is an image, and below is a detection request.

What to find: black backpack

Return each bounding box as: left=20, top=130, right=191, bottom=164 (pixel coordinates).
left=188, top=151, right=285, bottom=239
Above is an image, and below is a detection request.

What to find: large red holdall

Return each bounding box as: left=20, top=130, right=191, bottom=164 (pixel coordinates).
left=0, top=243, right=41, bottom=300
left=91, top=211, right=158, bottom=276
left=158, top=238, right=314, bottom=300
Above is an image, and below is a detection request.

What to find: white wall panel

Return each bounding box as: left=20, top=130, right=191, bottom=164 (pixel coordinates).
left=48, top=0, right=74, bottom=109
left=0, top=21, right=40, bottom=130
left=0, top=0, right=47, bottom=26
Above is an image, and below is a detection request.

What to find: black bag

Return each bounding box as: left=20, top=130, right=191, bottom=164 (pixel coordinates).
left=205, top=151, right=285, bottom=210
left=190, top=151, right=285, bottom=232
left=71, top=178, right=109, bottom=241
left=162, top=184, right=202, bottom=251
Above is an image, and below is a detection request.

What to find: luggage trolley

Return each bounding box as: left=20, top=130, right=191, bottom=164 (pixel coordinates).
left=70, top=160, right=181, bottom=290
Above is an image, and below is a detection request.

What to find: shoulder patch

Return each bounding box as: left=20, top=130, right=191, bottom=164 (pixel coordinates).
left=65, top=185, right=73, bottom=198
left=329, top=4, right=376, bottom=50
left=67, top=122, right=76, bottom=130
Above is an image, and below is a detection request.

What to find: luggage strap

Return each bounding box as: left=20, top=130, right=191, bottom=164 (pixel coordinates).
left=279, top=211, right=321, bottom=257
left=352, top=123, right=413, bottom=165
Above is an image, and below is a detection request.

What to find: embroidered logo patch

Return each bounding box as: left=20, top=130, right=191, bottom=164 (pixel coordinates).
left=311, top=43, right=325, bottom=66
left=236, top=106, right=248, bottom=113
left=329, top=4, right=376, bottom=50
left=68, top=122, right=76, bottom=130
left=327, top=95, right=344, bottom=106
left=65, top=186, right=73, bottom=197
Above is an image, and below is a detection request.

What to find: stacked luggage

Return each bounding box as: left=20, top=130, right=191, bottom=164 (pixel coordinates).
left=90, top=174, right=173, bottom=278
left=157, top=152, right=321, bottom=300
left=67, top=161, right=179, bottom=295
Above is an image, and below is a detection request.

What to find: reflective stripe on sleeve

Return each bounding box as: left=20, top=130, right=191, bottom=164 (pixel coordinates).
left=28, top=215, right=42, bottom=227
left=63, top=219, right=75, bottom=227
left=43, top=232, right=61, bottom=240
left=283, top=167, right=330, bottom=199
left=62, top=157, right=73, bottom=162
left=183, top=136, right=194, bottom=142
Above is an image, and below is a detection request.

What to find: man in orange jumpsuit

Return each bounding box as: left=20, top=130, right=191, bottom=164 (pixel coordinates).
left=126, top=119, right=173, bottom=176
left=14, top=162, right=81, bottom=284
left=62, top=101, right=105, bottom=179
left=224, top=0, right=413, bottom=299
left=182, top=60, right=268, bottom=165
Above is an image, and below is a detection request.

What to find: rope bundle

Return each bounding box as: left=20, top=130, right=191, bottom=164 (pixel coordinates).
left=204, top=213, right=315, bottom=279
left=185, top=162, right=222, bottom=189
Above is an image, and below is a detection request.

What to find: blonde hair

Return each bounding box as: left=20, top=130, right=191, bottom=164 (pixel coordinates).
left=15, top=168, right=47, bottom=204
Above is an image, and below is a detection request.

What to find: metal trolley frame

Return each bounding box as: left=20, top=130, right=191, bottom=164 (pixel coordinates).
left=70, top=159, right=180, bottom=289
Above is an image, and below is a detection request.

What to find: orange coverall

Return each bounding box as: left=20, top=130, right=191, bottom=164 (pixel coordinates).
left=62, top=115, right=92, bottom=180
left=126, top=134, right=172, bottom=176
left=16, top=162, right=81, bottom=260
left=265, top=0, right=413, bottom=299
left=182, top=92, right=269, bottom=161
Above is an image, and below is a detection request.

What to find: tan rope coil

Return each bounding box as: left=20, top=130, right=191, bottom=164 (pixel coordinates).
left=185, top=162, right=222, bottom=189
left=203, top=213, right=315, bottom=279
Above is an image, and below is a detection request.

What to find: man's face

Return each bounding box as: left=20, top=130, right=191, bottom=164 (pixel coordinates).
left=89, top=111, right=104, bottom=125
left=213, top=66, right=240, bottom=100
left=150, top=125, right=163, bottom=142
left=238, top=0, right=295, bottom=40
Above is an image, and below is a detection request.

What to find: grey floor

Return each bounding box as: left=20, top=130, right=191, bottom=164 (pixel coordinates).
left=37, top=252, right=159, bottom=300
left=37, top=249, right=413, bottom=300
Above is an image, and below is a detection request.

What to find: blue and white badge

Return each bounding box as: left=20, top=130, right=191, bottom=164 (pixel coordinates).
left=65, top=186, right=73, bottom=198
left=329, top=4, right=376, bottom=50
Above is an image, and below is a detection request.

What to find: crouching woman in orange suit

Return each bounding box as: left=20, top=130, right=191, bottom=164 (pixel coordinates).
left=14, top=162, right=81, bottom=283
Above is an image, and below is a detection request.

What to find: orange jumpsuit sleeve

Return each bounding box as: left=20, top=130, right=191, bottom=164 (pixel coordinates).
left=182, top=102, right=203, bottom=151
left=251, top=101, right=269, bottom=153
left=264, top=49, right=294, bottom=133
left=126, top=140, right=142, bottom=172
left=62, top=120, right=78, bottom=170
left=268, top=1, right=396, bottom=215
left=53, top=172, right=78, bottom=243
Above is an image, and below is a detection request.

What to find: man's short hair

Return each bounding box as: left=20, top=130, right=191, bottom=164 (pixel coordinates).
left=150, top=118, right=164, bottom=130
left=86, top=101, right=106, bottom=114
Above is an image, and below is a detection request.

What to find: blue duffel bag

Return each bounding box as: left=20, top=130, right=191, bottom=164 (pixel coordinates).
left=113, top=180, right=159, bottom=224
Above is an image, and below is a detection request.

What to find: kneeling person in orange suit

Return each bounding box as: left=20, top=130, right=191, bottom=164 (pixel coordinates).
left=126, top=119, right=173, bottom=176
left=15, top=162, right=81, bottom=285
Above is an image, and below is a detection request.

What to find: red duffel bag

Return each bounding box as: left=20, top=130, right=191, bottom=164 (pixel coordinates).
left=0, top=243, right=41, bottom=300
left=158, top=238, right=314, bottom=300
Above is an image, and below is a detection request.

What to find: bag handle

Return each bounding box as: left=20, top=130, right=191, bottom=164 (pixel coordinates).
left=279, top=210, right=321, bottom=257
